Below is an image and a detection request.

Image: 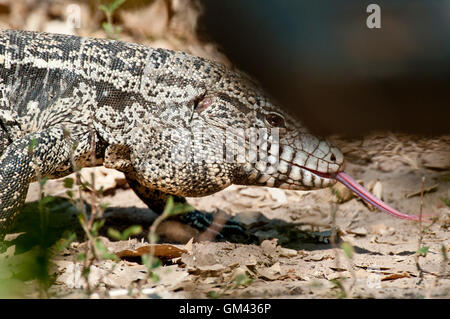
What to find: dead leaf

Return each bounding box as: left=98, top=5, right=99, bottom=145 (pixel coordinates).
left=304, top=252, right=334, bottom=262
left=244, top=254, right=258, bottom=267
left=277, top=268, right=303, bottom=280
left=372, top=180, right=383, bottom=200
left=330, top=182, right=355, bottom=203
left=370, top=223, right=388, bottom=235
left=256, top=262, right=283, bottom=281
left=184, top=238, right=194, bottom=254
left=115, top=244, right=187, bottom=259
left=188, top=263, right=237, bottom=276
left=381, top=272, right=411, bottom=281
left=347, top=227, right=368, bottom=236
left=261, top=239, right=279, bottom=257
left=421, top=151, right=450, bottom=170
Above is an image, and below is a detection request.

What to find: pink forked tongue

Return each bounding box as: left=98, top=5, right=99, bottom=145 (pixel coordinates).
left=335, top=172, right=426, bottom=222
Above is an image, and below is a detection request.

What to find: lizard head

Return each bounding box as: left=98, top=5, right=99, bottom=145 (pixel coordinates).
left=178, top=56, right=423, bottom=221
left=192, top=67, right=345, bottom=191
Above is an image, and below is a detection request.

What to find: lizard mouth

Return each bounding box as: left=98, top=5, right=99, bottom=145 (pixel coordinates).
left=260, top=145, right=426, bottom=222
left=300, top=166, right=335, bottom=180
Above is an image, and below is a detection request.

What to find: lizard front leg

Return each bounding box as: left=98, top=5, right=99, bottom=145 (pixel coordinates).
left=0, top=126, right=74, bottom=238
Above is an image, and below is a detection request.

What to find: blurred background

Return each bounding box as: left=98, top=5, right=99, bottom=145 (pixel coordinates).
left=200, top=0, right=450, bottom=137
left=0, top=0, right=449, bottom=137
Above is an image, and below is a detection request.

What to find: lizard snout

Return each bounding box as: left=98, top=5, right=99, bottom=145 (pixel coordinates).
left=245, top=133, right=345, bottom=190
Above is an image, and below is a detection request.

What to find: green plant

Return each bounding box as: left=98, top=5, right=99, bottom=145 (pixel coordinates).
left=143, top=196, right=194, bottom=283
left=99, top=0, right=126, bottom=39
left=108, top=225, right=142, bottom=241
left=330, top=278, right=347, bottom=299
left=441, top=197, right=450, bottom=207
left=416, top=246, right=429, bottom=257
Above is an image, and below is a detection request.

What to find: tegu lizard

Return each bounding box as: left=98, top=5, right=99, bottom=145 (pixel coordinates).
left=0, top=29, right=421, bottom=239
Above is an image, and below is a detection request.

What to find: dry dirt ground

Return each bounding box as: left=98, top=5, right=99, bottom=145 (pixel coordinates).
left=0, top=0, right=448, bottom=299
left=3, top=133, right=446, bottom=299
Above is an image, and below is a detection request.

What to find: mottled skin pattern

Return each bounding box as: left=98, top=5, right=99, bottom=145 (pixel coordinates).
left=0, top=29, right=344, bottom=238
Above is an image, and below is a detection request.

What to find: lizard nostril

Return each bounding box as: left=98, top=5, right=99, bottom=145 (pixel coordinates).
left=330, top=153, right=336, bottom=162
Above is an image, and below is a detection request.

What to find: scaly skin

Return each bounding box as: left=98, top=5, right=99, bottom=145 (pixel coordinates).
left=0, top=29, right=344, bottom=237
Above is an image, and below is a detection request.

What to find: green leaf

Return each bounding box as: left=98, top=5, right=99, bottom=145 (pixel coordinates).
left=95, top=239, right=118, bottom=261
left=162, top=196, right=194, bottom=217
left=207, top=291, right=220, bottom=299
left=109, top=0, right=126, bottom=12
left=113, top=25, right=122, bottom=35
left=441, top=245, right=448, bottom=261
left=98, top=4, right=109, bottom=14
left=149, top=233, right=158, bottom=243
left=77, top=253, right=86, bottom=261
left=141, top=254, right=161, bottom=271
left=122, top=225, right=142, bottom=239
left=341, top=242, right=354, bottom=259
left=151, top=257, right=161, bottom=269
left=82, top=267, right=90, bottom=278
left=162, top=196, right=174, bottom=216
left=234, top=273, right=252, bottom=287
left=441, top=197, right=450, bottom=207
left=330, top=278, right=347, bottom=299
left=77, top=214, right=85, bottom=226
left=55, top=233, right=77, bottom=252
left=171, top=203, right=195, bottom=216
left=64, top=178, right=74, bottom=189
left=331, top=187, right=343, bottom=203
left=416, top=246, right=429, bottom=257
left=91, top=219, right=105, bottom=237
left=150, top=272, right=160, bottom=283
left=107, top=228, right=123, bottom=241
left=39, top=195, right=54, bottom=206
left=141, top=254, right=150, bottom=267
left=102, top=22, right=113, bottom=34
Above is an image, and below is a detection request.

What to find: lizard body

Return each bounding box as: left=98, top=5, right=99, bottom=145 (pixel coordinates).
left=0, top=29, right=345, bottom=236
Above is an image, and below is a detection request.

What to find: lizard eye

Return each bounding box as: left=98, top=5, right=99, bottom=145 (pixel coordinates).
left=265, top=113, right=286, bottom=128
left=194, top=95, right=212, bottom=113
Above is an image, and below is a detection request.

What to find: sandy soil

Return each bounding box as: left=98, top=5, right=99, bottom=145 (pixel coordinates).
left=13, top=133, right=448, bottom=299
